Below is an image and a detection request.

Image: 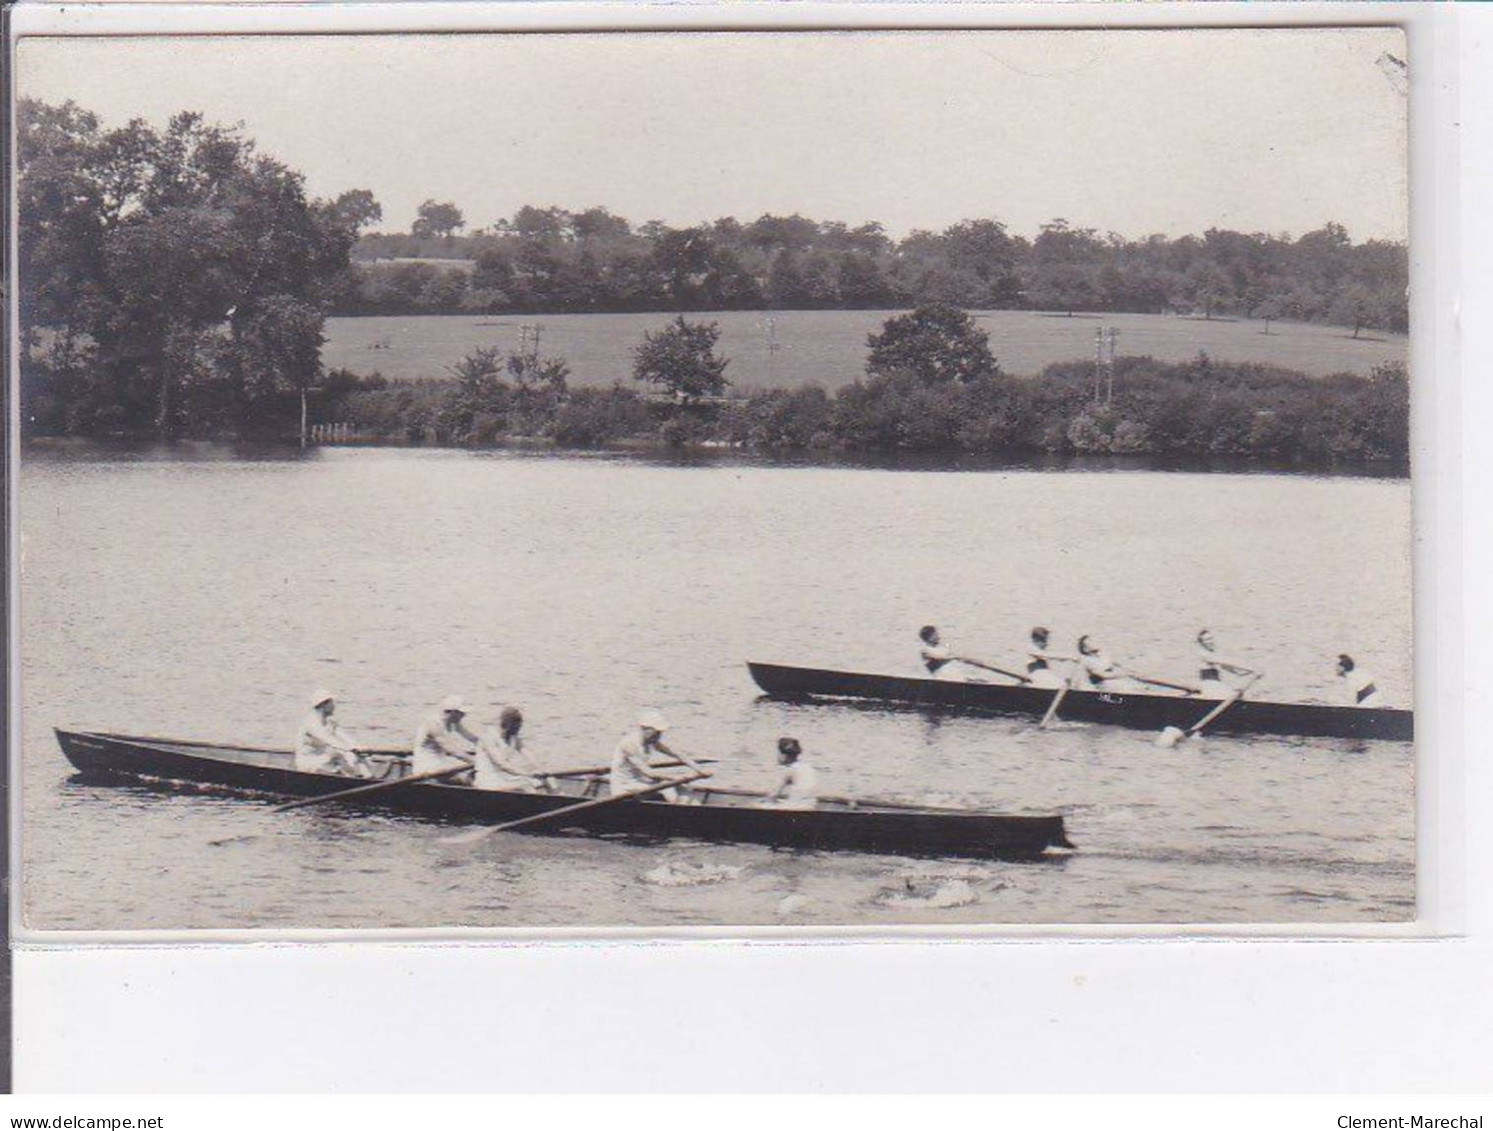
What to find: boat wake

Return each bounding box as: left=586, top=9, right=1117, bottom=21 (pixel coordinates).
left=641, top=860, right=747, bottom=887
left=873, top=877, right=982, bottom=909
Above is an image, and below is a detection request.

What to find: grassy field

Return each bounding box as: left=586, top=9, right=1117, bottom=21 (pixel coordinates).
left=323, top=309, right=1409, bottom=390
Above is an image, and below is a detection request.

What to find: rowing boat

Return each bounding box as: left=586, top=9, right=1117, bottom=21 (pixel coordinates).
left=746, top=663, right=1413, bottom=741
left=54, top=729, right=1073, bottom=859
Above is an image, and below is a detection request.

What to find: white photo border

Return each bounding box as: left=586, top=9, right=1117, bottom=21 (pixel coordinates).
left=7, top=0, right=1489, bottom=1092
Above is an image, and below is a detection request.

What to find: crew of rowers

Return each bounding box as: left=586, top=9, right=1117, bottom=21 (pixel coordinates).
left=293, top=690, right=818, bottom=805
left=918, top=625, right=1382, bottom=707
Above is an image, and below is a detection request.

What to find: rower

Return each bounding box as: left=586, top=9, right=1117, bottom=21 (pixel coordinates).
left=1026, top=626, right=1076, bottom=689
left=759, top=737, right=819, bottom=810
left=473, top=707, right=551, bottom=793
left=411, top=695, right=479, bottom=783
left=294, top=689, right=372, bottom=778
left=918, top=625, right=992, bottom=682
left=1196, top=629, right=1259, bottom=699
left=919, top=625, right=957, bottom=678
left=610, top=710, right=703, bottom=803
left=1336, top=654, right=1383, bottom=707
left=1075, top=635, right=1124, bottom=690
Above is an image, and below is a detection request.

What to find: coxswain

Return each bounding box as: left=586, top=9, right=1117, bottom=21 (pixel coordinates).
left=759, top=737, right=819, bottom=810
left=1026, top=626, right=1077, bottom=689
left=1196, top=629, right=1260, bottom=698
left=411, top=695, right=479, bottom=782
left=1336, top=654, right=1383, bottom=707
left=473, top=707, right=550, bottom=793
left=610, top=710, right=703, bottom=803
left=294, top=689, right=372, bottom=778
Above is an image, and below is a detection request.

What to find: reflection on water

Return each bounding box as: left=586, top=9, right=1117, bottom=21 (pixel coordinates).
left=19, top=445, right=1413, bottom=929
left=22, top=436, right=1410, bottom=478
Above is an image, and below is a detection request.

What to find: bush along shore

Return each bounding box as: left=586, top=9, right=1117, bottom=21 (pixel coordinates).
left=319, top=309, right=1408, bottom=471
left=21, top=302, right=1409, bottom=472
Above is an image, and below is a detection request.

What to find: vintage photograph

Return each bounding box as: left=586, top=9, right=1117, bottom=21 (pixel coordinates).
left=13, top=27, right=1412, bottom=931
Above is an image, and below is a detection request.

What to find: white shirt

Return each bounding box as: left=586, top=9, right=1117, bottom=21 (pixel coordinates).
left=294, top=711, right=358, bottom=775
left=1342, top=669, right=1382, bottom=707
left=610, top=730, right=662, bottom=797
left=1026, top=650, right=1069, bottom=689
left=1197, top=644, right=1226, bottom=689
left=921, top=643, right=962, bottom=679
left=775, top=762, right=818, bottom=809
left=473, top=727, right=540, bottom=792
left=411, top=713, right=476, bottom=775
left=1081, top=651, right=1120, bottom=687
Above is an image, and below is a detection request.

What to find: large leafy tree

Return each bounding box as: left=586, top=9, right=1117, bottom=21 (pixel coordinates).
left=411, top=199, right=464, bottom=240
left=632, top=316, right=730, bottom=401
left=866, top=303, right=997, bottom=385
left=17, top=98, right=381, bottom=436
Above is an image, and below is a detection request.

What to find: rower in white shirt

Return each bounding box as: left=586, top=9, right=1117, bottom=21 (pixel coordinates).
left=473, top=707, right=551, bottom=793
left=294, top=689, right=372, bottom=777
left=1076, top=635, right=1125, bottom=690
left=411, top=695, right=479, bottom=783
left=1026, top=626, right=1078, bottom=689
left=919, top=625, right=992, bottom=681
left=1336, top=654, right=1383, bottom=707
left=610, top=710, right=704, bottom=803
left=1195, top=628, right=1260, bottom=699
left=759, top=737, right=819, bottom=810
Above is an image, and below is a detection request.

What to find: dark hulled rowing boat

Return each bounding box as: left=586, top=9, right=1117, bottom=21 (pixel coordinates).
left=747, top=663, right=1413, bottom=741
left=55, top=729, right=1073, bottom=859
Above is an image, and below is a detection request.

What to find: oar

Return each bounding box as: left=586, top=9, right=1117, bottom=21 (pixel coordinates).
left=272, top=763, right=472, bottom=813
left=1157, top=674, right=1262, bottom=747
left=1039, top=665, right=1076, bottom=729
left=440, top=770, right=711, bottom=847
left=207, top=763, right=472, bottom=846
left=1127, top=674, right=1202, bottom=695
left=543, top=757, right=719, bottom=780
left=960, top=659, right=1033, bottom=684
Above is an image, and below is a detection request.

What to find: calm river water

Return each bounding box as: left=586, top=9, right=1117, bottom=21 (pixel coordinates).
left=18, top=445, right=1414, bottom=930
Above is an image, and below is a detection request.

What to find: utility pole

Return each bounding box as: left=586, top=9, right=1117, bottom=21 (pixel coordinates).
left=1106, top=327, right=1119, bottom=407
left=518, top=322, right=544, bottom=364
left=1094, top=329, right=1105, bottom=406
left=766, top=315, right=779, bottom=384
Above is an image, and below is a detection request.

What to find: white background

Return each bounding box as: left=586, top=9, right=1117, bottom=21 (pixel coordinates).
left=9, top=1, right=1492, bottom=1094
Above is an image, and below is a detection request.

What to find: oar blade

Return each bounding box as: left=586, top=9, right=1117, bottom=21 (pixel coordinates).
left=1156, top=726, right=1187, bottom=748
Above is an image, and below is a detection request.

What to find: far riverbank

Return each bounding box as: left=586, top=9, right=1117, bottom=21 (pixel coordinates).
left=19, top=436, right=1410, bottom=480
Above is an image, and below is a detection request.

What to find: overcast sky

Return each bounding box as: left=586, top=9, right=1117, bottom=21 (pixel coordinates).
left=16, top=28, right=1408, bottom=241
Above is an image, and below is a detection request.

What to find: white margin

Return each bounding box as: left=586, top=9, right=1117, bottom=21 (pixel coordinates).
left=7, top=0, right=1489, bottom=1093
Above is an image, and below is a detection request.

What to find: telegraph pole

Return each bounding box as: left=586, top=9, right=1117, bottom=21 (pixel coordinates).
left=1106, top=327, right=1119, bottom=407
left=1094, top=328, right=1105, bottom=406
left=766, top=315, right=779, bottom=384
left=518, top=322, right=542, bottom=362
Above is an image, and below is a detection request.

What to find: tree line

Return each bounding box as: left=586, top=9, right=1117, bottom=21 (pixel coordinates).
left=339, top=201, right=1408, bottom=335
left=17, top=99, right=381, bottom=437
left=14, top=96, right=1408, bottom=462
left=328, top=306, right=1409, bottom=470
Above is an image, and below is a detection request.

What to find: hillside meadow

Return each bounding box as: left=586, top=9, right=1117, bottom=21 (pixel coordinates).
left=322, top=309, right=1409, bottom=391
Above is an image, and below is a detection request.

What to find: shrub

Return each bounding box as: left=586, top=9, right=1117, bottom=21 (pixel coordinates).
left=552, top=386, right=652, bottom=447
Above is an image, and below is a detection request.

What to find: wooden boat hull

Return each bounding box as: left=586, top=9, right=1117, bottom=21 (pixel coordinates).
left=55, top=729, right=1072, bottom=860
left=747, top=663, right=1413, bottom=741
